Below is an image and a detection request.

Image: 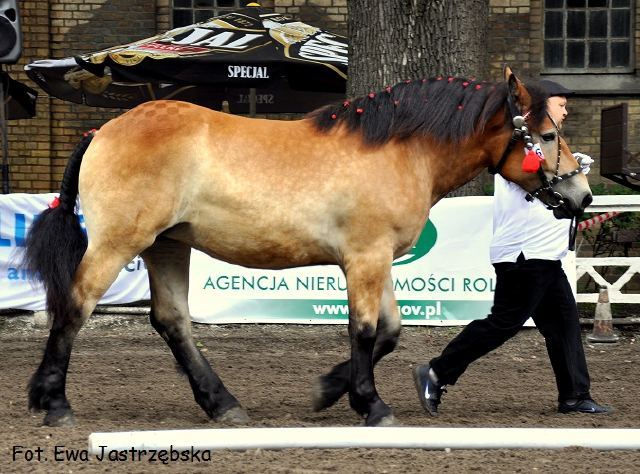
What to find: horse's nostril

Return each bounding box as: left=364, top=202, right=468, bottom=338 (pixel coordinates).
left=582, top=194, right=593, bottom=209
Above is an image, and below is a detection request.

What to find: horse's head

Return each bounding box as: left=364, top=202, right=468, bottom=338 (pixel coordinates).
left=490, top=67, right=592, bottom=219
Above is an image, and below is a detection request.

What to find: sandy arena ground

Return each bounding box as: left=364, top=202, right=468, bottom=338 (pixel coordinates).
left=1, top=313, right=639, bottom=473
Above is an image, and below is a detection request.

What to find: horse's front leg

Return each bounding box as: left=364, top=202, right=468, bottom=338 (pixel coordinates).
left=343, top=252, right=397, bottom=427
left=312, top=274, right=400, bottom=414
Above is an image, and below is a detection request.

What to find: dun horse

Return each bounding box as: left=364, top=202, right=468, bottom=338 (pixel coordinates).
left=24, top=67, right=592, bottom=427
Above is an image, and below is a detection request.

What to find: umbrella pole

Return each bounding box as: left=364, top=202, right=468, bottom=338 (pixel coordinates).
left=249, top=87, right=256, bottom=118
left=0, top=64, right=10, bottom=194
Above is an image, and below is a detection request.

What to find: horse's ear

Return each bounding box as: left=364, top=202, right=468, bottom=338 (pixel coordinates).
left=503, top=65, right=519, bottom=99
left=503, top=64, right=514, bottom=83
left=503, top=65, right=531, bottom=111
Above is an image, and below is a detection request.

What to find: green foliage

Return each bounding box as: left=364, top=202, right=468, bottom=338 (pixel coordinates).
left=582, top=183, right=640, bottom=246
left=582, top=183, right=640, bottom=258
left=590, top=182, right=640, bottom=196
left=580, top=211, right=640, bottom=257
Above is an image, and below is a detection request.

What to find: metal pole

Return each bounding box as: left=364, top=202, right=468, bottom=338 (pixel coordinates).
left=0, top=64, right=10, bottom=194
left=249, top=87, right=256, bottom=117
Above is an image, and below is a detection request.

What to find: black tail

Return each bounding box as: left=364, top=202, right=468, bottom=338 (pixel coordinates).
left=23, top=132, right=95, bottom=323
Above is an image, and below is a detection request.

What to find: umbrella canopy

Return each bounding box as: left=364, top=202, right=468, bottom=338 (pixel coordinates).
left=1, top=71, right=37, bottom=120
left=24, top=5, right=347, bottom=114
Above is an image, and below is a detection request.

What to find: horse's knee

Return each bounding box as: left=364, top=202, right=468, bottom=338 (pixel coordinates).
left=376, top=276, right=401, bottom=358
left=377, top=319, right=401, bottom=355
left=350, top=321, right=377, bottom=355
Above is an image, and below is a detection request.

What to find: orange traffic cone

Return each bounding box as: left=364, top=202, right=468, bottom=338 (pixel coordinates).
left=586, top=286, right=619, bottom=343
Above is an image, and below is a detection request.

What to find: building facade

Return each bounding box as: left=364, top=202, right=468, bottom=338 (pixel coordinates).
left=3, top=0, right=639, bottom=192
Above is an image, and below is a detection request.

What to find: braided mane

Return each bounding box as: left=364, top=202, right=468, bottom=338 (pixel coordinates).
left=308, top=76, right=549, bottom=146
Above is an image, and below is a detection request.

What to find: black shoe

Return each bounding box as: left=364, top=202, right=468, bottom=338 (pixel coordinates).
left=558, top=398, right=611, bottom=414
left=412, top=364, right=446, bottom=416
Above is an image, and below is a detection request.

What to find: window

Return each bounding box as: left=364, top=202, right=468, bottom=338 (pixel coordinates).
left=543, top=0, right=633, bottom=73
left=173, top=0, right=243, bottom=27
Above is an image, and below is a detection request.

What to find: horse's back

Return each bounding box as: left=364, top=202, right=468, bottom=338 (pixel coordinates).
left=76, top=101, right=336, bottom=263
left=82, top=100, right=313, bottom=175
left=77, top=100, right=427, bottom=269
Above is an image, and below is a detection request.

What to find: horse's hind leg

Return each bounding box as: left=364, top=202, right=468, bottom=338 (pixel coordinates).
left=312, top=274, right=401, bottom=414
left=142, top=237, right=248, bottom=423
left=29, top=247, right=137, bottom=426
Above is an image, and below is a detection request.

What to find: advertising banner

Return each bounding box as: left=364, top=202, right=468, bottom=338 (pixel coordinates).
left=0, top=193, right=149, bottom=311
left=2, top=194, right=574, bottom=325
left=189, top=197, right=532, bottom=325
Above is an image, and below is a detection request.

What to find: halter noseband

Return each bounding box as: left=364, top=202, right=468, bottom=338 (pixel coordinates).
left=489, top=90, right=582, bottom=210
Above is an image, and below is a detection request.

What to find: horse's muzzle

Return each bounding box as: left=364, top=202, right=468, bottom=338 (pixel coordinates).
left=552, top=193, right=593, bottom=220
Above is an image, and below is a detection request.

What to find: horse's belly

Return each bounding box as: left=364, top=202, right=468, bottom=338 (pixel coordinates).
left=164, top=219, right=338, bottom=270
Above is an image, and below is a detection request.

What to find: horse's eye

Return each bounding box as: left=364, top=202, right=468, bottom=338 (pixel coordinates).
left=541, top=132, right=556, bottom=142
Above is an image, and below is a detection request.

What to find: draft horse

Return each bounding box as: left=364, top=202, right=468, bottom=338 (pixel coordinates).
left=24, top=67, right=592, bottom=427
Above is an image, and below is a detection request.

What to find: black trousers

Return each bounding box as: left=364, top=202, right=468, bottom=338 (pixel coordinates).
left=429, top=254, right=591, bottom=402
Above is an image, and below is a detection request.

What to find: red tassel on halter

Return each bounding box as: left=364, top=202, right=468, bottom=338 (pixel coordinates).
left=522, top=148, right=542, bottom=173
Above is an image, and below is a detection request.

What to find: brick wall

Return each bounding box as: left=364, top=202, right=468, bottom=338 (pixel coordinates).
left=5, top=0, right=639, bottom=193
left=6, top=0, right=160, bottom=192
left=4, top=1, right=52, bottom=191
left=274, top=0, right=347, bottom=36
left=488, top=0, right=640, bottom=186
left=488, top=0, right=534, bottom=80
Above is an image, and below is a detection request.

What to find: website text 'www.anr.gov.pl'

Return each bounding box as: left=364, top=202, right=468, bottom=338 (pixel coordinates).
left=311, top=301, right=442, bottom=318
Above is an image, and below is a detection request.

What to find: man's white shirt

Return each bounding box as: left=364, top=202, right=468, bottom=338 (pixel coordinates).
left=490, top=174, right=571, bottom=264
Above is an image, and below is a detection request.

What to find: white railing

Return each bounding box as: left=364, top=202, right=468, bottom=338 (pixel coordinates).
left=575, top=195, right=640, bottom=304
left=576, top=257, right=640, bottom=303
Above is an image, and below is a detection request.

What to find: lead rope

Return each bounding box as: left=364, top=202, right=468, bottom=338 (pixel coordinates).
left=568, top=216, right=578, bottom=251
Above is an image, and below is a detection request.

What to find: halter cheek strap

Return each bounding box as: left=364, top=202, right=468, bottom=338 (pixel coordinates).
left=489, top=92, right=530, bottom=175
left=489, top=118, right=521, bottom=175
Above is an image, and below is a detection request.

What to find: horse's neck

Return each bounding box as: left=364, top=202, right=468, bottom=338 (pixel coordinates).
left=413, top=139, right=490, bottom=202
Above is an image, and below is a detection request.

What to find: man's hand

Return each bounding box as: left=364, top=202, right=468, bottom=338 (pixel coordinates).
left=573, top=152, right=594, bottom=175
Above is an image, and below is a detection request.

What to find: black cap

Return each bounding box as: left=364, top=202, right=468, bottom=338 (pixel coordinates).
left=538, top=79, right=574, bottom=97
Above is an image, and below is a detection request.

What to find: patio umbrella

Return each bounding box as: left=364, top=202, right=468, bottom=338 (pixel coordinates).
left=1, top=70, right=37, bottom=193
left=24, top=5, right=347, bottom=114
left=1, top=71, right=37, bottom=120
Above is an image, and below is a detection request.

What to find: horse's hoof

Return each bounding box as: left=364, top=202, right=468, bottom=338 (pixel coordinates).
left=311, top=377, right=328, bottom=412
left=216, top=406, right=250, bottom=424
left=43, top=409, right=76, bottom=427
left=376, top=414, right=399, bottom=427
left=364, top=413, right=399, bottom=427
